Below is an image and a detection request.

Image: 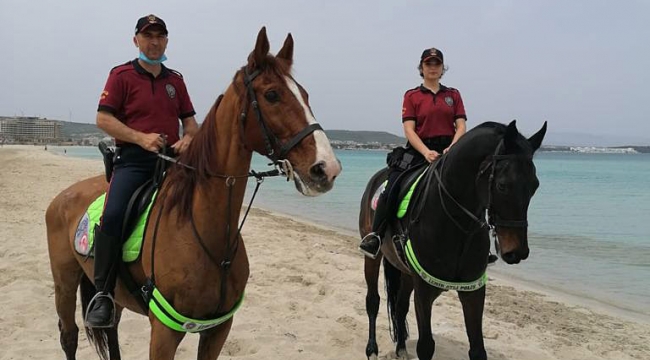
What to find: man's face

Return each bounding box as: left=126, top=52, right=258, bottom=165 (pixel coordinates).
left=133, top=26, right=168, bottom=60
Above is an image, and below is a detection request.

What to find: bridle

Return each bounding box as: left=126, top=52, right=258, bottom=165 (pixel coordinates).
left=241, top=68, right=323, bottom=164
left=430, top=139, right=531, bottom=235
left=143, top=66, right=326, bottom=317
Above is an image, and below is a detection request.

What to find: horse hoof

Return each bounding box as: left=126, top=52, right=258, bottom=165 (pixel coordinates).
left=396, top=349, right=409, bottom=359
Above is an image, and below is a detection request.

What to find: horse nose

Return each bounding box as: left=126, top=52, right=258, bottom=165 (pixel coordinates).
left=501, top=252, right=521, bottom=264
left=310, top=160, right=341, bottom=183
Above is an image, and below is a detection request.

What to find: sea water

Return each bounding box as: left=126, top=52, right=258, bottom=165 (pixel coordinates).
left=51, top=146, right=650, bottom=316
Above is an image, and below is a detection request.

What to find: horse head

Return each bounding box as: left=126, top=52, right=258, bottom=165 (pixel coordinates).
left=236, top=27, right=341, bottom=195
left=476, top=120, right=547, bottom=264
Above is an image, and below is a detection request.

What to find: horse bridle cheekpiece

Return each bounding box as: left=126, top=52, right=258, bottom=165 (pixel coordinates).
left=241, top=68, right=323, bottom=167
left=480, top=139, right=530, bottom=229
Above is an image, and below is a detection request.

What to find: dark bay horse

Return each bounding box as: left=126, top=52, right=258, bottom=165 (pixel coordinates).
left=46, top=27, right=341, bottom=360
left=359, top=121, right=546, bottom=360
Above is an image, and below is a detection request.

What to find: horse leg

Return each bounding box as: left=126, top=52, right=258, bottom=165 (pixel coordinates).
left=394, top=274, right=414, bottom=359
left=196, top=319, right=234, bottom=360
left=458, top=286, right=488, bottom=360
left=363, top=255, right=382, bottom=359
left=413, top=281, right=442, bottom=360
left=50, top=247, right=83, bottom=359
left=106, top=305, right=124, bottom=360
left=149, top=319, right=186, bottom=360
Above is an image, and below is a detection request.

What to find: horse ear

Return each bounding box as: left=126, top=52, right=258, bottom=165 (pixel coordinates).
left=528, top=121, right=548, bottom=152
left=248, top=27, right=271, bottom=69
left=503, top=119, right=519, bottom=152
left=276, top=33, right=294, bottom=66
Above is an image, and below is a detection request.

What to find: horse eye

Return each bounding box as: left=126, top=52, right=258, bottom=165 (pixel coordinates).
left=496, top=182, right=507, bottom=193
left=264, top=90, right=280, bottom=103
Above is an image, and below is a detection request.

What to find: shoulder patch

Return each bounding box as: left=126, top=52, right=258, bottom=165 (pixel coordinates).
left=168, top=69, right=184, bottom=79
left=110, top=61, right=134, bottom=75
left=404, top=87, right=420, bottom=96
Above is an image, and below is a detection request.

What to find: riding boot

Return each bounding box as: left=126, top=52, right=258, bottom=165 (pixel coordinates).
left=359, top=193, right=391, bottom=259
left=86, top=225, right=121, bottom=328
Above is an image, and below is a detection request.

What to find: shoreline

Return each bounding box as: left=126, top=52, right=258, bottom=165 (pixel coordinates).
left=1, top=145, right=649, bottom=360
left=5, top=143, right=649, bottom=323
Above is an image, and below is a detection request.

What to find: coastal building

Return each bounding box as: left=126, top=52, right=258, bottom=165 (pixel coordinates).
left=0, top=116, right=62, bottom=143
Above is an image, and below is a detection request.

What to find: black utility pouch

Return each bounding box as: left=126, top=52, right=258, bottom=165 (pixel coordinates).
left=386, top=146, right=406, bottom=168
left=387, top=146, right=418, bottom=171
left=98, top=141, right=115, bottom=183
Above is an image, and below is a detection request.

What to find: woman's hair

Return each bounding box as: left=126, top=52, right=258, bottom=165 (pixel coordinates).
left=418, top=63, right=448, bottom=78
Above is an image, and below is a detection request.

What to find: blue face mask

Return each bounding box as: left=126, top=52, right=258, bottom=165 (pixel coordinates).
left=139, top=51, right=167, bottom=65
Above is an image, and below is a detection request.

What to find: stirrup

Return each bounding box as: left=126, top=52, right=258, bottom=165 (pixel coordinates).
left=358, top=232, right=381, bottom=259
left=84, top=292, right=116, bottom=328
left=392, top=234, right=407, bottom=263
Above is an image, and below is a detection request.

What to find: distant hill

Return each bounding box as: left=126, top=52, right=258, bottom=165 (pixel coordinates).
left=59, top=121, right=407, bottom=144
left=325, top=130, right=405, bottom=144
left=58, top=121, right=649, bottom=152
left=60, top=120, right=105, bottom=139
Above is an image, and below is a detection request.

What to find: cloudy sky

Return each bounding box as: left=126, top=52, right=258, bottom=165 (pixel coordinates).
left=1, top=0, right=648, bottom=144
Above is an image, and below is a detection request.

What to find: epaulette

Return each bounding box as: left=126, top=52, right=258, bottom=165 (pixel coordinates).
left=109, top=61, right=133, bottom=76
left=168, top=68, right=184, bottom=79
left=404, top=86, right=420, bottom=96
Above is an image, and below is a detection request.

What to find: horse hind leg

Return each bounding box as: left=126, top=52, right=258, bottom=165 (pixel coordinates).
left=363, top=255, right=382, bottom=359
left=48, top=233, right=84, bottom=359
left=383, top=259, right=413, bottom=359
left=458, top=287, right=488, bottom=360
left=394, top=274, right=414, bottom=359
left=53, top=267, right=82, bottom=359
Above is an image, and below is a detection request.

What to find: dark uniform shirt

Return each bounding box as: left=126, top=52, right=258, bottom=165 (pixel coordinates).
left=402, top=84, right=466, bottom=139
left=98, top=59, right=196, bottom=145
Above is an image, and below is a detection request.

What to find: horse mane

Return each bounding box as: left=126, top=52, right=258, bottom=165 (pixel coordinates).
left=460, top=121, right=535, bottom=155
left=160, top=54, right=293, bottom=222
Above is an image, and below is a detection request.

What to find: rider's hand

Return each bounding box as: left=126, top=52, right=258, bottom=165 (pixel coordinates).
left=424, top=150, right=440, bottom=163
left=171, top=135, right=192, bottom=154
left=139, top=133, right=164, bottom=152
left=443, top=146, right=451, bottom=154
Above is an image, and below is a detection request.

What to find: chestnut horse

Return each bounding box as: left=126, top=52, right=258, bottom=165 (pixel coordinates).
left=359, top=121, right=546, bottom=360
left=46, top=27, right=341, bottom=360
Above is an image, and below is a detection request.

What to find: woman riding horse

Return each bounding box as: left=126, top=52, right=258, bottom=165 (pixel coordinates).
left=359, top=120, right=546, bottom=360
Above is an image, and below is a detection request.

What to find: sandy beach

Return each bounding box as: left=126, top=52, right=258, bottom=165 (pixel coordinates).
left=0, top=145, right=648, bottom=360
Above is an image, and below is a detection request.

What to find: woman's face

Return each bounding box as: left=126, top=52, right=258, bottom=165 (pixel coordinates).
left=421, top=59, right=443, bottom=80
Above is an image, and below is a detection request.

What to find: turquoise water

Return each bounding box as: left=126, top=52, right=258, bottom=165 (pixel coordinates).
left=50, top=146, right=650, bottom=316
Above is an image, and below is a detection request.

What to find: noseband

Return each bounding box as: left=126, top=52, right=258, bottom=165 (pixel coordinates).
left=241, top=68, right=323, bottom=164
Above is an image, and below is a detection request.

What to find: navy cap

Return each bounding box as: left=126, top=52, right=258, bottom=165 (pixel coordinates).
left=421, top=48, right=444, bottom=63
left=135, top=14, right=168, bottom=35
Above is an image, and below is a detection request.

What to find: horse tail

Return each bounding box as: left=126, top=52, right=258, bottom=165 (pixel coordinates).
left=383, top=257, right=402, bottom=343
left=79, top=273, right=110, bottom=360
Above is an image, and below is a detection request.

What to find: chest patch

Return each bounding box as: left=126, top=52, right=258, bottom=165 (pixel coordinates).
left=444, top=96, right=454, bottom=107
left=165, top=84, right=176, bottom=99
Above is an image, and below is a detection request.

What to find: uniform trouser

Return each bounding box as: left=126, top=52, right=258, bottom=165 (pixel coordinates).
left=100, top=146, right=157, bottom=238
left=95, top=146, right=157, bottom=292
